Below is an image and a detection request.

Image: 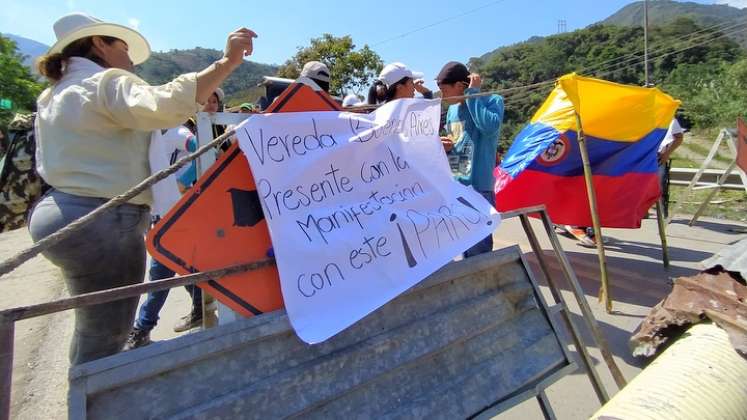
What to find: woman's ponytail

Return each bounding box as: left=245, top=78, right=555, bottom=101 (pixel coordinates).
left=367, top=80, right=387, bottom=105
left=36, top=53, right=65, bottom=83
left=34, top=36, right=118, bottom=83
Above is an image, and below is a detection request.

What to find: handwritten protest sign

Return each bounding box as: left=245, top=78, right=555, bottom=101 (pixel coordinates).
left=236, top=98, right=501, bottom=343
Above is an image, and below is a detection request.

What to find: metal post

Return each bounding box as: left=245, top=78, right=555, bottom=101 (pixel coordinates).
left=518, top=214, right=562, bottom=304
left=536, top=390, right=557, bottom=420
left=0, top=322, right=14, bottom=420
left=667, top=130, right=725, bottom=224
left=690, top=160, right=738, bottom=226
left=537, top=211, right=627, bottom=389
left=519, top=215, right=610, bottom=403
left=655, top=199, right=670, bottom=268
left=575, top=114, right=613, bottom=313
left=644, top=0, right=650, bottom=86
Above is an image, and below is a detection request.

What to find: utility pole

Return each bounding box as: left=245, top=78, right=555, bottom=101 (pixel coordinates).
left=557, top=20, right=567, bottom=34
left=644, top=0, right=650, bottom=85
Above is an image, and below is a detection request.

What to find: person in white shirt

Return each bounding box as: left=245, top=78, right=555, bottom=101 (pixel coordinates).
left=28, top=12, right=257, bottom=364
left=658, top=118, right=685, bottom=166
left=657, top=118, right=685, bottom=217
left=342, top=94, right=363, bottom=108
left=123, top=125, right=201, bottom=350
left=368, top=62, right=433, bottom=104
left=297, top=61, right=331, bottom=93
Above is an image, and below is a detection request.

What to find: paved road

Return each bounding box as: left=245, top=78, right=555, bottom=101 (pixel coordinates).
left=0, top=229, right=195, bottom=420
left=494, top=213, right=746, bottom=419
left=0, top=212, right=744, bottom=419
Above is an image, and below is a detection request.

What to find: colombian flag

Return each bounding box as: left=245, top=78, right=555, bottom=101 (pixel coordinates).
left=495, top=74, right=680, bottom=228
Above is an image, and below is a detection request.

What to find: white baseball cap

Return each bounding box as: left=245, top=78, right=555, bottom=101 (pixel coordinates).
left=342, top=94, right=362, bottom=107
left=300, top=61, right=331, bottom=82
left=378, top=62, right=424, bottom=88
left=213, top=87, right=225, bottom=102
left=49, top=13, right=151, bottom=65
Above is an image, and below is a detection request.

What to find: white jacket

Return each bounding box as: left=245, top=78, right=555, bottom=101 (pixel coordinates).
left=36, top=57, right=200, bottom=206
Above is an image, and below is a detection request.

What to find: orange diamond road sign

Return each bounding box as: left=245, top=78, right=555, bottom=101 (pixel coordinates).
left=147, top=84, right=342, bottom=317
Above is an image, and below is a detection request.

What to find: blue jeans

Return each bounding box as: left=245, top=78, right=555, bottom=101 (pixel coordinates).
left=28, top=189, right=150, bottom=364
left=463, top=190, right=495, bottom=258
left=134, top=258, right=202, bottom=332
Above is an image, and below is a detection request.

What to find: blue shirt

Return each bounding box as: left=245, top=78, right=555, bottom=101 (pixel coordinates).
left=176, top=137, right=198, bottom=188
left=445, top=87, right=504, bottom=192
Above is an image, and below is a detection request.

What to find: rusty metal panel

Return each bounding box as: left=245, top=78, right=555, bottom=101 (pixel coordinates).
left=631, top=271, right=747, bottom=357
left=69, top=246, right=572, bottom=419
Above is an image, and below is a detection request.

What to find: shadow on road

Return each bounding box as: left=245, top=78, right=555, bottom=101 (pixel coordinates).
left=669, top=218, right=747, bottom=236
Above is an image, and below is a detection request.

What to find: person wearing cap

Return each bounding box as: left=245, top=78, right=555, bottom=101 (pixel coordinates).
left=298, top=61, right=331, bottom=93
left=202, top=87, right=233, bottom=152
left=342, top=94, right=363, bottom=108
left=436, top=61, right=504, bottom=258
left=239, top=102, right=257, bottom=114
left=28, top=12, right=257, bottom=364
left=204, top=87, right=225, bottom=115
left=368, top=62, right=433, bottom=105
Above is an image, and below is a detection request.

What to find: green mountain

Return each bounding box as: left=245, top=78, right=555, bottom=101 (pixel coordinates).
left=603, top=1, right=747, bottom=49
left=469, top=16, right=746, bottom=147
left=2, top=33, right=49, bottom=68
left=136, top=47, right=278, bottom=105
left=3, top=34, right=278, bottom=105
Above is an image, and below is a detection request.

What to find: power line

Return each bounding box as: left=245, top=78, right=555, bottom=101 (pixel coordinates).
left=463, top=18, right=747, bottom=107
left=577, top=20, right=743, bottom=75
left=485, top=23, right=747, bottom=105
left=490, top=24, right=747, bottom=109
left=354, top=18, right=747, bottom=113
left=590, top=20, right=747, bottom=76
left=372, top=0, right=510, bottom=46
left=582, top=19, right=747, bottom=76
left=590, top=23, right=747, bottom=78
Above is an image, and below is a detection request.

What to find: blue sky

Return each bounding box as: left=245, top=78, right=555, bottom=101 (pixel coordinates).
left=2, top=0, right=742, bottom=89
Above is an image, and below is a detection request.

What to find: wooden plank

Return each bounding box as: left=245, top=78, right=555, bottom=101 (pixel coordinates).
left=0, top=260, right=275, bottom=323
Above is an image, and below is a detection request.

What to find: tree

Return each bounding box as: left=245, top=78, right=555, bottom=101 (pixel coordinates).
left=471, top=18, right=745, bottom=146
left=277, top=34, right=383, bottom=97
left=0, top=35, right=44, bottom=126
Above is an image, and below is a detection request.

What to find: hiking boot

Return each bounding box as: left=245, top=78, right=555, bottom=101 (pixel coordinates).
left=173, top=311, right=203, bottom=332
left=123, top=327, right=151, bottom=351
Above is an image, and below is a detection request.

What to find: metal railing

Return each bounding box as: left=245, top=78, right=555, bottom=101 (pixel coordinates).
left=669, top=167, right=745, bottom=191
left=0, top=206, right=627, bottom=419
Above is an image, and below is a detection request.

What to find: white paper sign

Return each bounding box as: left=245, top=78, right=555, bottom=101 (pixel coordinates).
left=236, top=98, right=501, bottom=343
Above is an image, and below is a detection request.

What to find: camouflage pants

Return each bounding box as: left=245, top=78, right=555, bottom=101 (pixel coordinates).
left=28, top=190, right=150, bottom=365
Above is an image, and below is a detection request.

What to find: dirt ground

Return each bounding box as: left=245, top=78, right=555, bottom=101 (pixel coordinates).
left=0, top=228, right=196, bottom=420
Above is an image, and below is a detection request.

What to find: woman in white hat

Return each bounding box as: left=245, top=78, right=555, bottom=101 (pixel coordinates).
left=29, top=12, right=256, bottom=364
left=366, top=62, right=433, bottom=104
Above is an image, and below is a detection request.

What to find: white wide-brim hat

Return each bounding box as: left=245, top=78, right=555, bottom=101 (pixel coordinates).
left=49, top=12, right=151, bottom=65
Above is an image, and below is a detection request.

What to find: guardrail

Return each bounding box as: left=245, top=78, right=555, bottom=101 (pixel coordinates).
left=669, top=167, right=745, bottom=191
left=0, top=206, right=626, bottom=419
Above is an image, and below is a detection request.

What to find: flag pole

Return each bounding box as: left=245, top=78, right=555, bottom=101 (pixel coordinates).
left=575, top=113, right=613, bottom=313
left=655, top=199, right=670, bottom=268
left=643, top=0, right=670, bottom=268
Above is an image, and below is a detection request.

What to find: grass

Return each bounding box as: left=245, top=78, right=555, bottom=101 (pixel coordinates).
left=670, top=157, right=697, bottom=169
left=682, top=141, right=733, bottom=164
left=650, top=127, right=746, bottom=221
left=667, top=184, right=747, bottom=222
